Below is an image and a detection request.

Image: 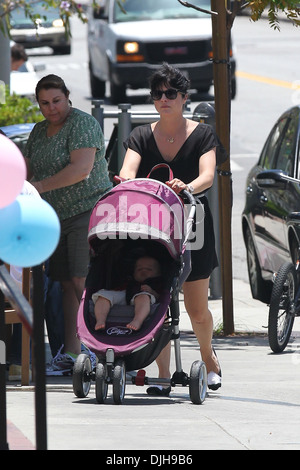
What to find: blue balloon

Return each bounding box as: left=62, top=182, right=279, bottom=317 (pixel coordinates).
left=0, top=195, right=61, bottom=267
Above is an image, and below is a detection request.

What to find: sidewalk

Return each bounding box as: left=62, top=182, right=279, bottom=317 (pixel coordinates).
left=184, top=278, right=270, bottom=335
left=5, top=278, right=300, bottom=451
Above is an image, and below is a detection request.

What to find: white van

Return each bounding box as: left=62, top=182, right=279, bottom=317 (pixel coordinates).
left=87, top=0, right=236, bottom=104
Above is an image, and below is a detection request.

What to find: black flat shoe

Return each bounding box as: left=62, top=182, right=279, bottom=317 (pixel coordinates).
left=146, top=386, right=171, bottom=396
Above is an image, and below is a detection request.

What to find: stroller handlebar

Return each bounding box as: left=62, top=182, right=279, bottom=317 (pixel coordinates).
left=113, top=175, right=126, bottom=184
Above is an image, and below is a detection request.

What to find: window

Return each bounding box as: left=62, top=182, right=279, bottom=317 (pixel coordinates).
left=274, top=112, right=298, bottom=176
left=114, top=0, right=211, bottom=22
left=259, top=117, right=288, bottom=170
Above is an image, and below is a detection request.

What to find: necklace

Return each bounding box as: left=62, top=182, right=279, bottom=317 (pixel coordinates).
left=167, top=137, right=175, bottom=143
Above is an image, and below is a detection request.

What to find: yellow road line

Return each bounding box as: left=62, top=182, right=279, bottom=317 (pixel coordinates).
left=236, top=70, right=300, bottom=89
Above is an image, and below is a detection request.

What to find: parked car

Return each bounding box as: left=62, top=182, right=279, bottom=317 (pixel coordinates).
left=87, top=0, right=236, bottom=104
left=242, top=105, right=300, bottom=304
left=10, top=1, right=71, bottom=55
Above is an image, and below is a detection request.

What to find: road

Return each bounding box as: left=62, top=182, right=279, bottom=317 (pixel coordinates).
left=27, top=13, right=300, bottom=284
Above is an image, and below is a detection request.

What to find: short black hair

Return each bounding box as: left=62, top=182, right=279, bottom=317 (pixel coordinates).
left=149, top=62, right=190, bottom=95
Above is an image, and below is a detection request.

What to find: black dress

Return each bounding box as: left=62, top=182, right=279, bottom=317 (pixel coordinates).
left=124, top=123, right=218, bottom=281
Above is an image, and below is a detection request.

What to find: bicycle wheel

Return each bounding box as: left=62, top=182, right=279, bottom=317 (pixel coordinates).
left=268, top=262, right=296, bottom=353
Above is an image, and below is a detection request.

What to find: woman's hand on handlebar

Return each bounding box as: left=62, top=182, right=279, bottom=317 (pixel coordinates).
left=166, top=178, right=187, bottom=194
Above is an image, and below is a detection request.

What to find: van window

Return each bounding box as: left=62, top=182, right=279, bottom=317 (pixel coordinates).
left=114, top=0, right=211, bottom=22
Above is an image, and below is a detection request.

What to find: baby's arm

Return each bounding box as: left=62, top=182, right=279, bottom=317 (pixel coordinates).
left=140, top=284, right=159, bottom=300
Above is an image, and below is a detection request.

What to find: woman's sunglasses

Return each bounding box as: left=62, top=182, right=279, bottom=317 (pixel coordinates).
left=150, top=88, right=184, bottom=101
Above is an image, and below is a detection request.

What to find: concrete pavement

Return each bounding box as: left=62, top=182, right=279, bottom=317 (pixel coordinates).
left=5, top=278, right=300, bottom=451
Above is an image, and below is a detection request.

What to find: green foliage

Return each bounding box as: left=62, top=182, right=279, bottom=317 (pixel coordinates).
left=0, top=86, right=44, bottom=126
left=246, top=0, right=300, bottom=29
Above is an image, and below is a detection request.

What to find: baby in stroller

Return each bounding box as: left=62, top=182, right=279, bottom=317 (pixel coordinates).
left=92, top=255, right=162, bottom=331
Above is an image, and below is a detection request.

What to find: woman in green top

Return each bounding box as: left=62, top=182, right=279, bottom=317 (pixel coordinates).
left=24, top=74, right=112, bottom=374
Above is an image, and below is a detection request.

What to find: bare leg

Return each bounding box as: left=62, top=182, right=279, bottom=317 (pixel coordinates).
left=155, top=342, right=171, bottom=379
left=146, top=342, right=171, bottom=395
left=127, top=294, right=151, bottom=331
left=182, top=278, right=220, bottom=374
left=94, top=297, right=111, bottom=330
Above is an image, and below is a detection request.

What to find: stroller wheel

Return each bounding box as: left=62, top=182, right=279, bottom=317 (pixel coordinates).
left=95, top=361, right=108, bottom=404
left=72, top=353, right=92, bottom=398
left=112, top=359, right=126, bottom=405
left=189, top=360, right=207, bottom=404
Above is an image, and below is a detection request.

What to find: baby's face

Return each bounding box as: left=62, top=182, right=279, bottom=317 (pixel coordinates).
left=134, top=257, right=161, bottom=282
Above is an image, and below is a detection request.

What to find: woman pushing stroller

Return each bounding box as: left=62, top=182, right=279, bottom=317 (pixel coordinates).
left=120, top=63, right=222, bottom=393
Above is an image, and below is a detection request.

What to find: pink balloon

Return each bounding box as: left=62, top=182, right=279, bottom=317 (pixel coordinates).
left=0, top=134, right=26, bottom=208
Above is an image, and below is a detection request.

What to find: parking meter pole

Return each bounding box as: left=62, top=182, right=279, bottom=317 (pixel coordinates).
left=211, top=0, right=234, bottom=334
left=192, top=102, right=222, bottom=299
left=117, top=104, right=132, bottom=173
left=207, top=173, right=222, bottom=299
left=91, top=100, right=104, bottom=130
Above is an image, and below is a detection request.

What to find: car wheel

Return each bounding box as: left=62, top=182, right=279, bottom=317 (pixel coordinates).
left=89, top=62, right=106, bottom=98
left=245, top=227, right=272, bottom=303
left=52, top=45, right=71, bottom=55
left=110, top=80, right=126, bottom=105
left=231, top=76, right=237, bottom=99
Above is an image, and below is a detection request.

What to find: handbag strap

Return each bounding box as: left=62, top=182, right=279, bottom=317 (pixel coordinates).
left=147, top=163, right=173, bottom=181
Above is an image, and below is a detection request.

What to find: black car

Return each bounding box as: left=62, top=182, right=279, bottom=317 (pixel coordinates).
left=242, top=105, right=300, bottom=304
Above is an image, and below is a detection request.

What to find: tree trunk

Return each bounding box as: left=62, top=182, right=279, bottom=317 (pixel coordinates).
left=211, top=0, right=234, bottom=334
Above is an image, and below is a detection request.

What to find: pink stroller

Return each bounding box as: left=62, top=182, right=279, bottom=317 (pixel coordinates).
left=72, top=165, right=207, bottom=404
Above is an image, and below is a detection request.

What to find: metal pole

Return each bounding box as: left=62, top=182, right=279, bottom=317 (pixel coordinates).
left=207, top=173, right=222, bottom=299
left=91, top=99, right=104, bottom=130
left=0, top=6, right=10, bottom=90
left=117, top=103, right=132, bottom=172
left=32, top=265, right=47, bottom=450
left=0, top=286, right=9, bottom=450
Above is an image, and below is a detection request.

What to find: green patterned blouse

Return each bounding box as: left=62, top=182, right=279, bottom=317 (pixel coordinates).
left=24, top=108, right=112, bottom=220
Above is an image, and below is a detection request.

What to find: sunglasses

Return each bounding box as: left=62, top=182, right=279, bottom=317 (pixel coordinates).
left=150, top=88, right=184, bottom=101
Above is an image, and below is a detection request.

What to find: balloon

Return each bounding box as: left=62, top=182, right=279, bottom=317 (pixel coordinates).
left=0, top=195, right=61, bottom=267
left=0, top=134, right=26, bottom=208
